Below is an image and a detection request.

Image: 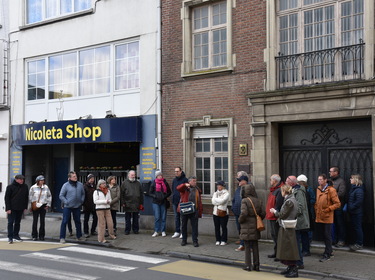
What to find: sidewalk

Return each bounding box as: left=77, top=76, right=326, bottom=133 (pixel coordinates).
left=1, top=213, right=373, bottom=280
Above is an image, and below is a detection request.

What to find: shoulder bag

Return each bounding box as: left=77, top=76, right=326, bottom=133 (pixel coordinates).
left=247, top=197, right=265, bottom=231
left=180, top=201, right=195, bottom=215
left=32, top=187, right=43, bottom=211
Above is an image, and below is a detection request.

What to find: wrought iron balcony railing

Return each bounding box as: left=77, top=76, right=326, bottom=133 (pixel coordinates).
left=276, top=41, right=365, bottom=88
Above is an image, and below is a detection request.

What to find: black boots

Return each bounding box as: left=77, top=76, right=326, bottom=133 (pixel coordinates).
left=285, top=266, right=298, bottom=278
left=281, top=266, right=292, bottom=275
left=252, top=264, right=260, bottom=271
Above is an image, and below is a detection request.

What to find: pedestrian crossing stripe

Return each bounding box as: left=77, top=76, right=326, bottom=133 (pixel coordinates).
left=0, top=238, right=74, bottom=251
left=0, top=260, right=98, bottom=280
left=59, top=247, right=168, bottom=264
left=22, top=252, right=137, bottom=272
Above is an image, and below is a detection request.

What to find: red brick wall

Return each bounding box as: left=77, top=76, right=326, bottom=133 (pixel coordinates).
left=161, top=0, right=267, bottom=187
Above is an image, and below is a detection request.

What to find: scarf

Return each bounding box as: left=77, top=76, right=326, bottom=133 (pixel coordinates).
left=69, top=180, right=77, bottom=187
left=99, top=185, right=108, bottom=195
left=155, top=178, right=167, bottom=193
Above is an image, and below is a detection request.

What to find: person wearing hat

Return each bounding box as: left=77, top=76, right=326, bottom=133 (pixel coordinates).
left=297, top=174, right=316, bottom=257
left=29, top=175, right=52, bottom=241
left=232, top=171, right=249, bottom=251
left=211, top=181, right=230, bottom=245
left=83, top=173, right=98, bottom=237
left=5, top=174, right=29, bottom=243
left=149, top=171, right=171, bottom=237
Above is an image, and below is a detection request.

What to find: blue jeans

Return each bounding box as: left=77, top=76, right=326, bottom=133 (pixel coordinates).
left=7, top=210, right=23, bottom=240
left=351, top=213, right=363, bottom=246
left=152, top=203, right=166, bottom=232
left=301, top=230, right=311, bottom=254
left=125, top=212, right=139, bottom=233
left=60, top=207, right=82, bottom=239
left=295, top=230, right=304, bottom=266
left=334, top=208, right=346, bottom=243
left=235, top=215, right=244, bottom=246
left=172, top=203, right=181, bottom=233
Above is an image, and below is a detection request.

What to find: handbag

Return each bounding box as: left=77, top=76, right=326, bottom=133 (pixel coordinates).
left=247, top=197, right=265, bottom=231
left=281, top=219, right=297, bottom=229
left=217, top=208, right=227, bottom=217
left=179, top=201, right=196, bottom=215
left=31, top=187, right=43, bottom=211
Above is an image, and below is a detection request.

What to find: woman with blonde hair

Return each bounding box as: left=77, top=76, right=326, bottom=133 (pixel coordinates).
left=270, top=184, right=299, bottom=278
left=348, top=174, right=365, bottom=251
left=93, top=179, right=116, bottom=243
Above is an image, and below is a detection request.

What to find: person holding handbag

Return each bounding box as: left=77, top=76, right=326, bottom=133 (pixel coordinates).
left=29, top=175, right=52, bottom=241
left=211, top=181, right=230, bottom=246
left=239, top=183, right=265, bottom=272
left=270, top=184, right=300, bottom=278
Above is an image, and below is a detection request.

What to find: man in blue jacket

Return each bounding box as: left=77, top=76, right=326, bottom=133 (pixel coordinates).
left=171, top=167, right=188, bottom=238
left=59, top=171, right=85, bottom=243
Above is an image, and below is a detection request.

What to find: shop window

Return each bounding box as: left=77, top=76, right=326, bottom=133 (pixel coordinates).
left=26, top=0, right=91, bottom=24
left=181, top=0, right=234, bottom=76
left=27, top=59, right=46, bottom=100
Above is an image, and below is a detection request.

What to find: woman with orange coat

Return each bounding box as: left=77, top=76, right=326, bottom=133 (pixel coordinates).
left=315, top=174, right=340, bottom=262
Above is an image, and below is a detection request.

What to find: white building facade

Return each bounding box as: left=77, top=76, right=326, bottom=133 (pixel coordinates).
left=4, top=0, right=161, bottom=216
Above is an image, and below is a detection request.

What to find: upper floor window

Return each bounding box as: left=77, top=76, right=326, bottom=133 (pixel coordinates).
left=181, top=0, right=233, bottom=76
left=277, top=0, right=364, bottom=87
left=26, top=0, right=92, bottom=24
left=27, top=41, right=139, bottom=101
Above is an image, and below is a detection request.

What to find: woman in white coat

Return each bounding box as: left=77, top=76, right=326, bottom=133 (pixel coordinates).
left=211, top=181, right=230, bottom=245
left=93, top=179, right=116, bottom=243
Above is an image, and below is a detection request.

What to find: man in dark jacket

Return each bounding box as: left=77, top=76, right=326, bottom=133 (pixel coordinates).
left=232, top=171, right=249, bottom=251
left=121, top=170, right=144, bottom=235
left=171, top=167, right=188, bottom=238
left=5, top=174, right=29, bottom=243
left=83, top=174, right=98, bottom=237
left=330, top=166, right=346, bottom=247
left=265, top=174, right=284, bottom=260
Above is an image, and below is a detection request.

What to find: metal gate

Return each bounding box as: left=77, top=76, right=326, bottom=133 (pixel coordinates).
left=280, top=119, right=374, bottom=246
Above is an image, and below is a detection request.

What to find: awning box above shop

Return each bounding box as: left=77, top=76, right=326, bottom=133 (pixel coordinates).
left=12, top=117, right=142, bottom=145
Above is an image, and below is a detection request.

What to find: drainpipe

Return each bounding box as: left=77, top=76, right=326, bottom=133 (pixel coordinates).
left=156, top=0, right=162, bottom=170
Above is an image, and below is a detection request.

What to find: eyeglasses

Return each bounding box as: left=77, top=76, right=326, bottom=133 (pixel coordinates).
left=174, top=170, right=181, bottom=173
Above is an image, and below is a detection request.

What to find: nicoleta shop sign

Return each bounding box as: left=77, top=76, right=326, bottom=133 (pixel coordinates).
left=12, top=117, right=142, bottom=145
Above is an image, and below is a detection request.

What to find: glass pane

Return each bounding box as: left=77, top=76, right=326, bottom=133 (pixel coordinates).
left=61, top=0, right=73, bottom=14
left=28, top=74, right=36, bottom=87
left=36, top=73, right=45, bottom=87
left=196, top=157, right=202, bottom=169
left=222, top=139, right=228, bottom=151
left=215, top=170, right=222, bottom=181
left=196, top=170, right=203, bottom=181
left=27, top=0, right=42, bottom=23
left=36, top=88, right=45, bottom=99
left=28, top=88, right=36, bottom=100
left=49, top=56, right=62, bottom=70
left=203, top=157, right=210, bottom=169
left=46, top=0, right=58, bottom=18
left=196, top=140, right=202, bottom=152
left=75, top=0, right=91, bottom=11
left=204, top=183, right=210, bottom=194
left=203, top=139, right=210, bottom=152
left=223, top=157, right=228, bottom=169
left=215, top=157, right=222, bottom=169
left=203, top=170, right=210, bottom=180
left=215, top=139, right=221, bottom=152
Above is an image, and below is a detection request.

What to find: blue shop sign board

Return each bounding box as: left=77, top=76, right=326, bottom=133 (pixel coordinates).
left=12, top=117, right=142, bottom=145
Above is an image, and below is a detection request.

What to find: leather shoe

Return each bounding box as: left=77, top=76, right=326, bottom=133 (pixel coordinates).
left=243, top=266, right=251, bottom=271
left=193, top=242, right=199, bottom=247
left=253, top=265, right=260, bottom=271
left=181, top=240, right=187, bottom=246
left=124, top=231, right=130, bottom=235
left=268, top=254, right=276, bottom=258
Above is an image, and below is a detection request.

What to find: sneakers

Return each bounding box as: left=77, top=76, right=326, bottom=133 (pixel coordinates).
left=334, top=241, right=345, bottom=248
left=350, top=244, right=363, bottom=251
left=68, top=232, right=74, bottom=237
left=76, top=237, right=86, bottom=241
left=215, top=241, right=220, bottom=246
left=60, top=238, right=66, bottom=244
left=179, top=233, right=183, bottom=239
left=171, top=232, right=180, bottom=238
left=162, top=232, right=167, bottom=237
left=220, top=242, right=227, bottom=246
left=235, top=245, right=245, bottom=251
left=152, top=232, right=159, bottom=237
left=8, top=239, right=13, bottom=244
left=13, top=236, right=23, bottom=242
left=319, top=255, right=331, bottom=262
left=84, top=234, right=90, bottom=238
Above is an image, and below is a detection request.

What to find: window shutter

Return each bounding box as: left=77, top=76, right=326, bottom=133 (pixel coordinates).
left=192, top=127, right=228, bottom=139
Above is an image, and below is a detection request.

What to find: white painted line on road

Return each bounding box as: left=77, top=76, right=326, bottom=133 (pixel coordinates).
left=59, top=247, right=168, bottom=264
left=0, top=260, right=98, bottom=280
left=22, top=252, right=137, bottom=272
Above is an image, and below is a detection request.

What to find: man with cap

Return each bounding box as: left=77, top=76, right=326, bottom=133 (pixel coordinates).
left=232, top=171, right=249, bottom=251
left=83, top=174, right=98, bottom=237
left=59, top=171, right=85, bottom=243
left=286, top=175, right=310, bottom=269
left=171, top=167, right=188, bottom=239
left=5, top=174, right=29, bottom=243
left=29, top=175, right=52, bottom=241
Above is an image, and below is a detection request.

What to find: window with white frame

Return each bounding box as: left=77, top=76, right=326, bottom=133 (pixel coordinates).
left=277, top=0, right=364, bottom=85
left=26, top=0, right=92, bottom=24
left=182, top=0, right=232, bottom=75
left=26, top=41, right=139, bottom=101
left=194, top=137, right=228, bottom=195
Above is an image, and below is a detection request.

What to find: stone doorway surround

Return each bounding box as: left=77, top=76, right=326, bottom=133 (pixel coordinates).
left=247, top=80, right=375, bottom=236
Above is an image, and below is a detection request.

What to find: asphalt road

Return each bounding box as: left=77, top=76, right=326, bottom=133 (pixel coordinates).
left=0, top=238, right=319, bottom=280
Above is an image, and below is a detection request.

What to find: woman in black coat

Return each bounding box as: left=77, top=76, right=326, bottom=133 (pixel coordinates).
left=348, top=174, right=365, bottom=251
left=239, top=183, right=265, bottom=272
